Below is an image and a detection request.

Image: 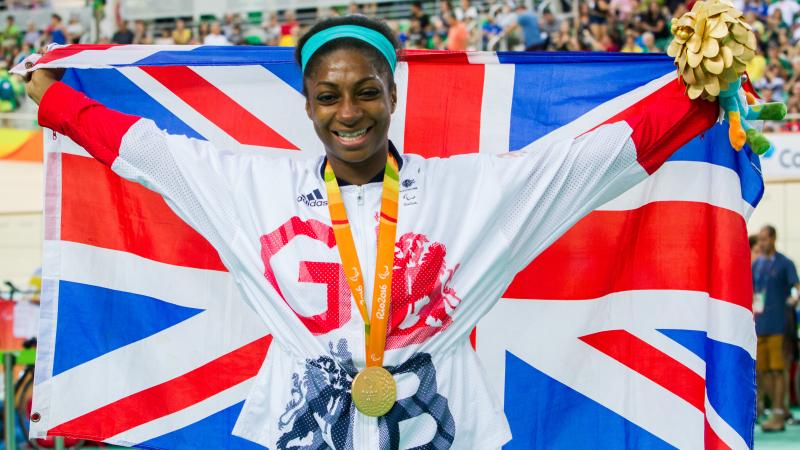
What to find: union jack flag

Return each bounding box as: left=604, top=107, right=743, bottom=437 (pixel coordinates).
left=26, top=45, right=759, bottom=449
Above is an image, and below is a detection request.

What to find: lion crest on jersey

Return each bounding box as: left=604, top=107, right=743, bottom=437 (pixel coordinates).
left=277, top=339, right=455, bottom=450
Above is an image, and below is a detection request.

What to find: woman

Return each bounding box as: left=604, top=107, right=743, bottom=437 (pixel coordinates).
left=171, top=18, right=192, bottom=45
left=25, top=15, right=716, bottom=450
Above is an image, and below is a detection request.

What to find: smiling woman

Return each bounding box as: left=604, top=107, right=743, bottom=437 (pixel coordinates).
left=21, top=14, right=723, bottom=450
left=296, top=17, right=400, bottom=186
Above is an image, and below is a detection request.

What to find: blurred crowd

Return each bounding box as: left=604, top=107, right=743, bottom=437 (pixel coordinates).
left=2, top=0, right=800, bottom=125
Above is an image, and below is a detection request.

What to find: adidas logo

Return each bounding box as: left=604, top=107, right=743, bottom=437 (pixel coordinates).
left=297, top=189, right=328, bottom=207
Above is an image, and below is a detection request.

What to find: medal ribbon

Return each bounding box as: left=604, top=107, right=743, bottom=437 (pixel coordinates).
left=324, top=153, right=399, bottom=367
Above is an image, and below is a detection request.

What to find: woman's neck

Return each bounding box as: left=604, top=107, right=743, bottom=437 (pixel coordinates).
left=327, top=149, right=388, bottom=186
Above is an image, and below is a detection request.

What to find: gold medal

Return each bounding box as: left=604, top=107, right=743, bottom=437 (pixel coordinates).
left=351, top=366, right=397, bottom=417
left=324, top=155, right=400, bottom=416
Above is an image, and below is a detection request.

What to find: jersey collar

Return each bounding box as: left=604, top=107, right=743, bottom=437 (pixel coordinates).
left=319, top=140, right=403, bottom=186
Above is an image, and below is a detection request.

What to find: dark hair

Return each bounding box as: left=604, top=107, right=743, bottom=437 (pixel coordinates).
left=763, top=224, right=777, bottom=239
left=749, top=234, right=758, bottom=249
left=295, top=15, right=400, bottom=94
left=412, top=1, right=423, bottom=8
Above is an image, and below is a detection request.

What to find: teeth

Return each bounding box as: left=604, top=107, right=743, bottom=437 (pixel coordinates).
left=336, top=128, right=368, bottom=140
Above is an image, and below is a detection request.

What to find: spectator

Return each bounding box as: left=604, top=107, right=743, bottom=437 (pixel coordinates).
left=411, top=1, right=431, bottom=32
left=407, top=18, right=427, bottom=49
left=620, top=27, right=643, bottom=52
left=588, top=0, right=610, bottom=37
left=154, top=28, right=174, bottom=45
left=610, top=0, right=637, bottom=22
left=279, top=10, right=299, bottom=46
left=637, top=1, right=669, bottom=48
left=204, top=22, right=231, bottom=45
left=262, top=12, right=281, bottom=46
left=508, top=4, right=545, bottom=51
left=744, top=0, right=770, bottom=18
left=757, top=64, right=787, bottom=102
left=438, top=0, right=453, bottom=22
left=13, top=41, right=31, bottom=65
left=445, top=13, right=468, bottom=50
left=540, top=10, right=561, bottom=46
left=495, top=2, right=518, bottom=50
left=22, top=21, right=40, bottom=48
left=66, top=14, right=84, bottom=44
left=552, top=20, right=580, bottom=51
left=172, top=18, right=192, bottom=45
left=754, top=225, right=800, bottom=432
left=2, top=16, right=20, bottom=49
left=131, top=20, right=149, bottom=45
left=766, top=42, right=791, bottom=74
left=111, top=20, right=134, bottom=45
left=583, top=23, right=619, bottom=51
left=482, top=12, right=503, bottom=50
left=746, top=11, right=766, bottom=37
left=229, top=23, right=244, bottom=45
left=749, top=49, right=769, bottom=82
left=221, top=13, right=238, bottom=40
left=769, top=0, right=800, bottom=27
left=197, top=21, right=210, bottom=44
left=454, top=0, right=478, bottom=22
left=750, top=234, right=762, bottom=263
left=45, top=14, right=67, bottom=45
left=640, top=31, right=659, bottom=53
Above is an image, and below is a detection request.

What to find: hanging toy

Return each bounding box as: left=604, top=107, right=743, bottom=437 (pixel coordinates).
left=667, top=0, right=786, bottom=154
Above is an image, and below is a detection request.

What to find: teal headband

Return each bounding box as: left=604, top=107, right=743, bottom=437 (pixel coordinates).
left=300, top=25, right=397, bottom=74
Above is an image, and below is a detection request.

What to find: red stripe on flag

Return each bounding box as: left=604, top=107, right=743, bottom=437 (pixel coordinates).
left=141, top=66, right=298, bottom=150
left=49, top=335, right=272, bottom=440
left=600, top=79, right=718, bottom=174
left=580, top=330, right=706, bottom=411
left=61, top=154, right=226, bottom=271
left=36, top=45, right=119, bottom=65
left=705, top=418, right=733, bottom=450
left=403, top=53, right=484, bottom=157
left=505, top=201, right=751, bottom=308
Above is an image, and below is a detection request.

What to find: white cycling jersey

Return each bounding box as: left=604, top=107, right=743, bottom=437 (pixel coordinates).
left=38, top=80, right=713, bottom=450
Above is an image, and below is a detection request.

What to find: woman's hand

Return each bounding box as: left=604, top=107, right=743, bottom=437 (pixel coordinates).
left=24, top=67, right=64, bottom=105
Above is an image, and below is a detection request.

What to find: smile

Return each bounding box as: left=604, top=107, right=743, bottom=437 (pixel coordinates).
left=332, top=127, right=372, bottom=145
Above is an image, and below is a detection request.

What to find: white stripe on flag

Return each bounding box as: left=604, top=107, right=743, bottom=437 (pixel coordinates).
left=631, top=328, right=706, bottom=377
left=191, top=65, right=324, bottom=154
left=705, top=397, right=750, bottom=450
left=479, top=62, right=515, bottom=154
left=479, top=295, right=705, bottom=449
left=53, top=134, right=91, bottom=158
left=388, top=61, right=409, bottom=152
left=117, top=67, right=293, bottom=156
left=597, top=161, right=751, bottom=217
left=476, top=290, right=756, bottom=411
left=118, top=66, right=243, bottom=150
left=109, top=378, right=255, bottom=446
left=43, top=307, right=267, bottom=427
left=36, top=45, right=199, bottom=69
left=55, top=240, right=235, bottom=310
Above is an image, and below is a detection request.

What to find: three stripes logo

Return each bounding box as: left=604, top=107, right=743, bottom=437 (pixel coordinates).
left=297, top=189, right=328, bottom=207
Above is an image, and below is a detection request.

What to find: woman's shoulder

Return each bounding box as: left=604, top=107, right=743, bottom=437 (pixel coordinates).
left=400, top=150, right=489, bottom=177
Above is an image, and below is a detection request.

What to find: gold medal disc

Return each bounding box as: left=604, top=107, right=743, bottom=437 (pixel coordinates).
left=351, top=366, right=397, bottom=417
